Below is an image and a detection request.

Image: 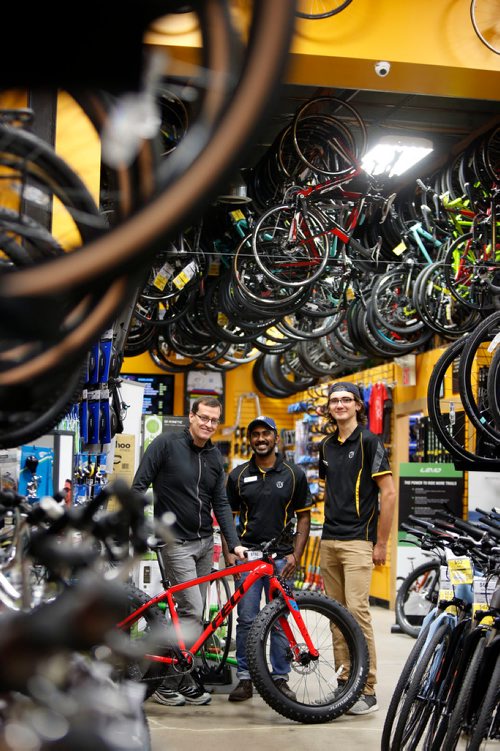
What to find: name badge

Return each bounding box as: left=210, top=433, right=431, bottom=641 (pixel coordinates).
left=243, top=475, right=258, bottom=483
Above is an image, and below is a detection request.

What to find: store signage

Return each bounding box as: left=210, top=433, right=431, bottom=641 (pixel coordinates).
left=398, top=462, right=463, bottom=539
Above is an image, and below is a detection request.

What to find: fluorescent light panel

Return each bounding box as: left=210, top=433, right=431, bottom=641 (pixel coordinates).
left=361, top=135, right=433, bottom=178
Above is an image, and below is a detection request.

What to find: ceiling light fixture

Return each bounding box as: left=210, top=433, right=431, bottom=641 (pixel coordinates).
left=361, top=135, right=433, bottom=178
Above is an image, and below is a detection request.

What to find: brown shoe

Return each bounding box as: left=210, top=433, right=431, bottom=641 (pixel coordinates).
left=274, top=678, right=296, bottom=702
left=228, top=680, right=253, bottom=702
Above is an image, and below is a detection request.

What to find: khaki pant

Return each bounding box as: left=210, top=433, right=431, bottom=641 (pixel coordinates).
left=319, top=539, right=377, bottom=695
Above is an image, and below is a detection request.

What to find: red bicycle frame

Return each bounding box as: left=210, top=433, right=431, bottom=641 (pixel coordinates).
left=117, top=558, right=319, bottom=667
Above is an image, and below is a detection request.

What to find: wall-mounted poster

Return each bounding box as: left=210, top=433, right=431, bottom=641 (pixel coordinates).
left=397, top=462, right=464, bottom=579
left=398, top=462, right=464, bottom=532
left=185, top=370, right=224, bottom=413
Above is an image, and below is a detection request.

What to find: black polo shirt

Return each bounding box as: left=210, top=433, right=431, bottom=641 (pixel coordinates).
left=226, top=452, right=312, bottom=555
left=319, top=425, right=391, bottom=543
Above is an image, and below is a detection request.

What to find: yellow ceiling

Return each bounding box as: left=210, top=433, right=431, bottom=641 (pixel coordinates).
left=147, top=0, right=500, bottom=101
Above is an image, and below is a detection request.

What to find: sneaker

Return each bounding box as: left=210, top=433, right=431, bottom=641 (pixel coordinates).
left=179, top=685, right=212, bottom=705
left=314, top=681, right=346, bottom=704
left=152, top=687, right=186, bottom=706
left=274, top=678, right=296, bottom=702
left=228, top=679, right=253, bottom=702
left=347, top=694, right=379, bottom=715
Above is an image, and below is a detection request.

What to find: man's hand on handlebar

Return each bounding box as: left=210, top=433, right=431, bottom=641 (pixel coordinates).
left=224, top=546, right=247, bottom=581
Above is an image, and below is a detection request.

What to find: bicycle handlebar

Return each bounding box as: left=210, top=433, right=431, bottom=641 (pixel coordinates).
left=254, top=519, right=295, bottom=556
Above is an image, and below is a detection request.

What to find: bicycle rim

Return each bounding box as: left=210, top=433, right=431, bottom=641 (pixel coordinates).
left=395, top=561, right=440, bottom=639
left=458, top=311, right=500, bottom=443
left=198, top=575, right=234, bottom=676
left=246, top=591, right=369, bottom=724
left=296, top=0, right=354, bottom=19
left=0, top=1, right=297, bottom=382
left=427, top=338, right=500, bottom=468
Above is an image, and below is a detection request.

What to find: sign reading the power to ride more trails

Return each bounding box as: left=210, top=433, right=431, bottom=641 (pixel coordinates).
left=398, top=462, right=464, bottom=536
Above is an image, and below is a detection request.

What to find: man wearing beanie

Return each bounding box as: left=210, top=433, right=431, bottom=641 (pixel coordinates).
left=318, top=382, right=396, bottom=715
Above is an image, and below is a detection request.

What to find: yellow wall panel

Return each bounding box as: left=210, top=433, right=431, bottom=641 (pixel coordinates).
left=289, top=0, right=500, bottom=99
left=145, top=1, right=500, bottom=99
left=52, top=92, right=101, bottom=249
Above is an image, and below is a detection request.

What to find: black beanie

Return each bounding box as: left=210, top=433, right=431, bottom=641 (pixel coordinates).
left=328, top=382, right=362, bottom=400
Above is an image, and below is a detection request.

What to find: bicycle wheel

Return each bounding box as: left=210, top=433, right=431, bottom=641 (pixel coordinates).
left=466, top=651, right=500, bottom=750
left=427, top=338, right=500, bottom=468
left=413, top=260, right=481, bottom=339
left=381, top=619, right=433, bottom=751
left=395, top=560, right=441, bottom=639
left=443, top=232, right=497, bottom=312
left=232, top=231, right=308, bottom=310
left=296, top=0, right=354, bottom=18
left=0, top=361, right=87, bottom=450
left=291, top=97, right=367, bottom=178
left=442, top=635, right=487, bottom=750
left=470, top=0, right=500, bottom=55
left=0, top=1, right=297, bottom=386
left=366, top=298, right=434, bottom=356
left=198, top=574, right=234, bottom=677
left=371, top=266, right=426, bottom=335
left=391, top=619, right=454, bottom=749
left=265, top=352, right=316, bottom=394
left=251, top=204, right=330, bottom=288
left=487, top=345, right=500, bottom=431
left=458, top=311, right=500, bottom=444
left=246, top=591, right=369, bottom=724
left=423, top=618, right=473, bottom=751
left=119, top=584, right=171, bottom=700
left=252, top=354, right=299, bottom=398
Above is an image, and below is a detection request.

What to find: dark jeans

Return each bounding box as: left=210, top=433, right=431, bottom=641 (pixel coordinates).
left=235, top=557, right=293, bottom=681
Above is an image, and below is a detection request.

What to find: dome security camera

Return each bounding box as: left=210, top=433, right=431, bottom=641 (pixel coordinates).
left=375, top=61, right=391, bottom=77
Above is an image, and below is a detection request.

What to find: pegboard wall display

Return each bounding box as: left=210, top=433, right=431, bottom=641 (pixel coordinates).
left=290, top=362, right=396, bottom=453
left=221, top=391, right=293, bottom=468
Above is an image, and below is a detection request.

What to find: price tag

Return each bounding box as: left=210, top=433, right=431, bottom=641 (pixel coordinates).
left=230, top=209, right=245, bottom=222
left=392, top=240, right=407, bottom=256
left=472, top=575, right=498, bottom=625
left=173, top=260, right=198, bottom=290
left=448, top=556, right=473, bottom=585
left=439, top=564, right=457, bottom=614
left=246, top=550, right=263, bottom=560
left=153, top=261, right=174, bottom=290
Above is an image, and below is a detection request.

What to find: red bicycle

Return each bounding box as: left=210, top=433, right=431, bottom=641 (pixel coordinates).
left=118, top=528, right=369, bottom=724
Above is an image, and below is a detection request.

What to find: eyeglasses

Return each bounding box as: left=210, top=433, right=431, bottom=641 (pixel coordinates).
left=194, top=413, right=221, bottom=426
left=329, top=397, right=355, bottom=406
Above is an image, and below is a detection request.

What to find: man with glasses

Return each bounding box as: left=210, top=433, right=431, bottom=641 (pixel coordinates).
left=132, top=397, right=246, bottom=706
left=318, top=382, right=396, bottom=715
left=222, top=415, right=312, bottom=703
